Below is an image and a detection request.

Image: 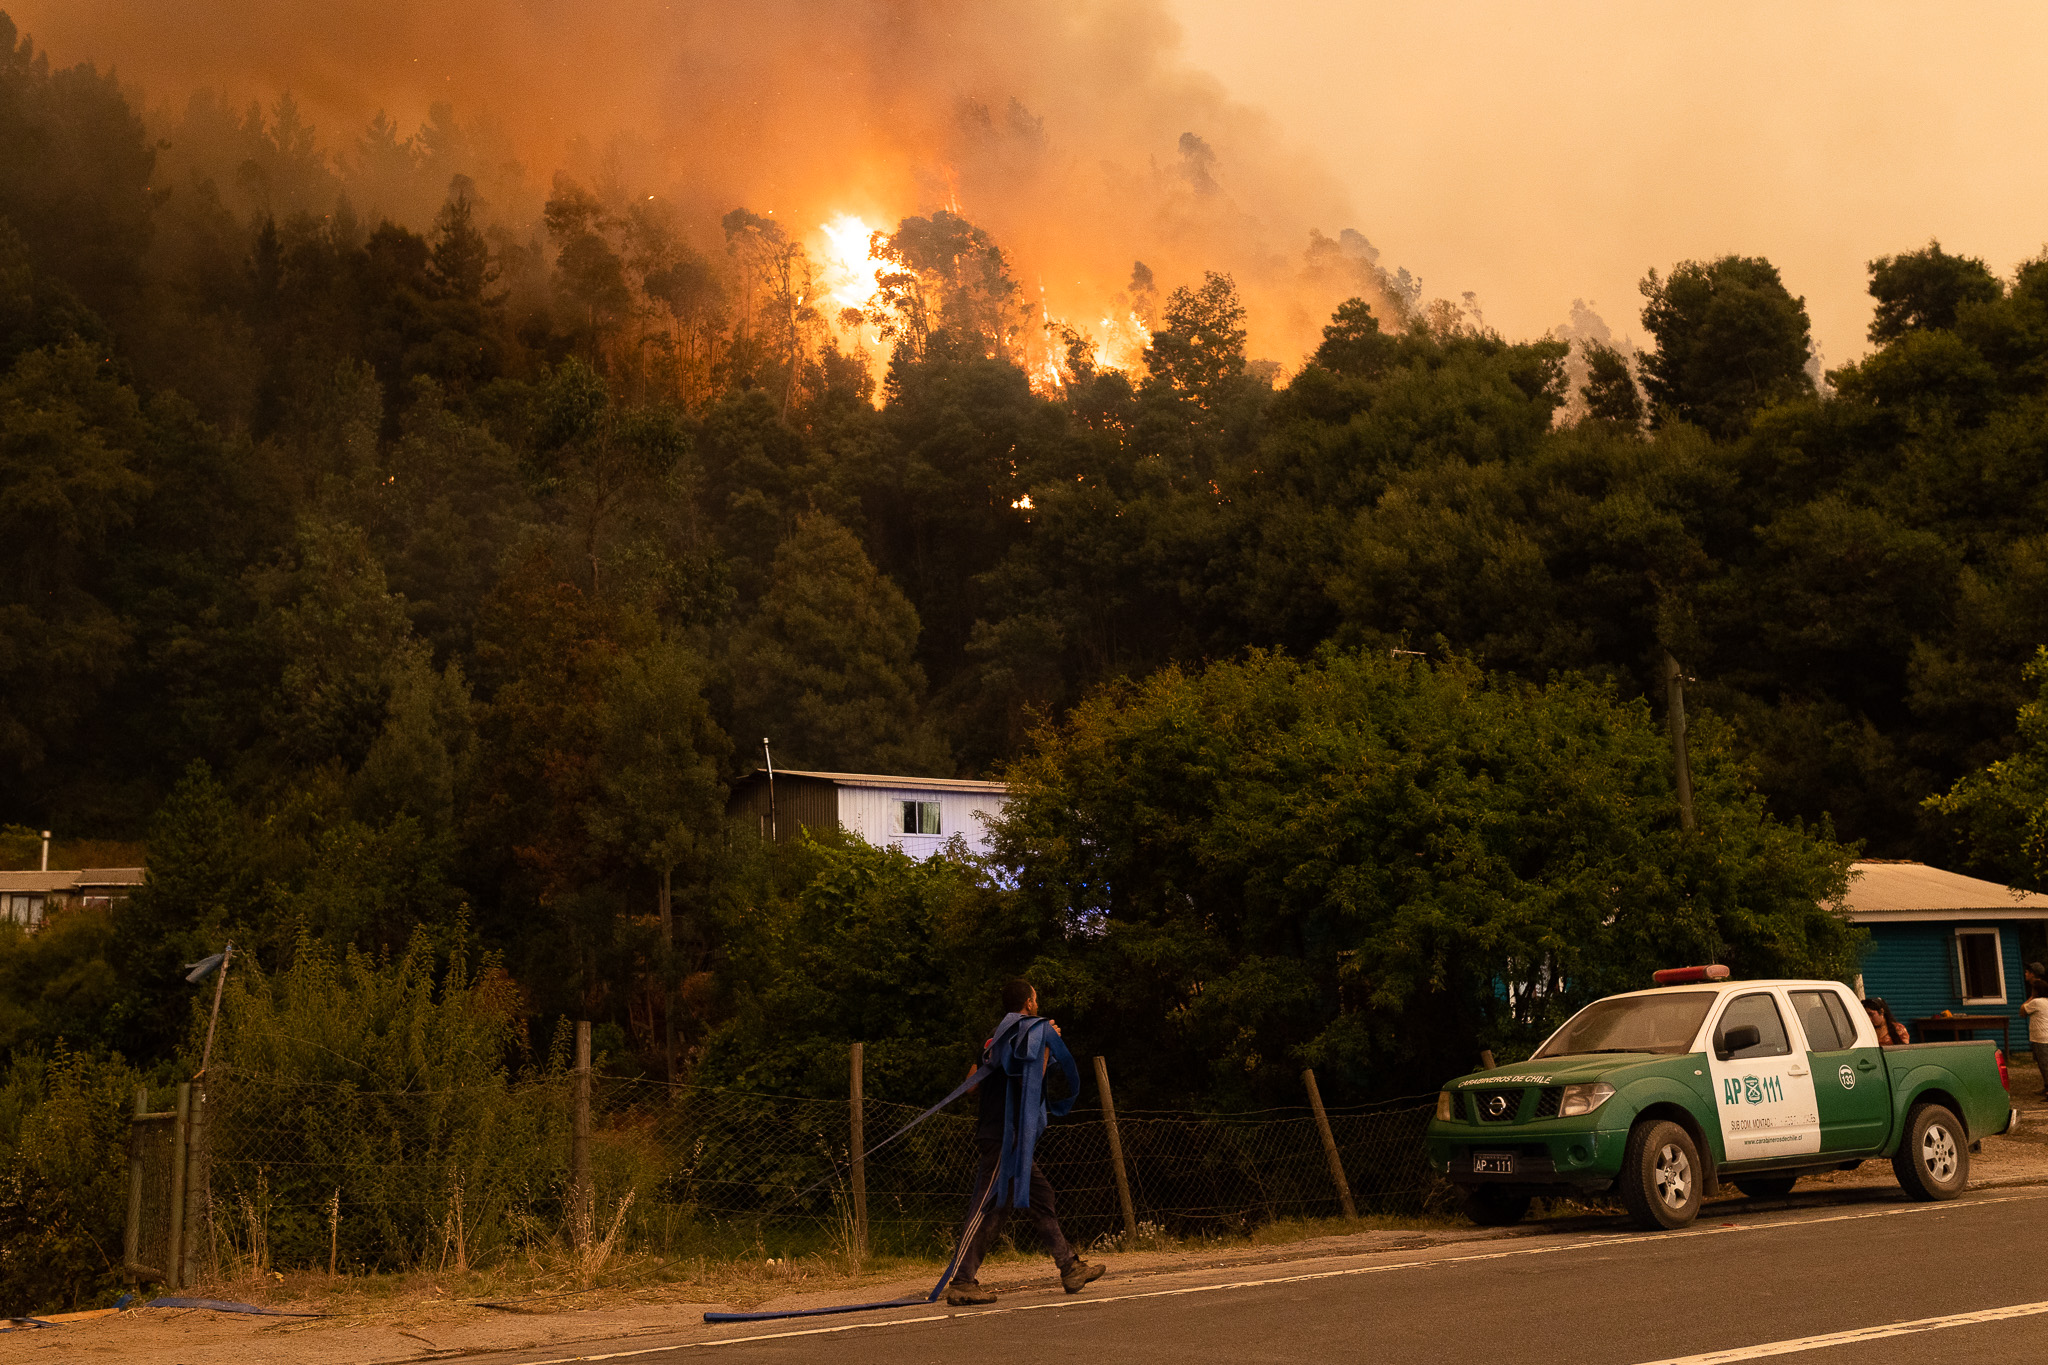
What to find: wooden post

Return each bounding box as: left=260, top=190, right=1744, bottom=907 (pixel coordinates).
left=572, top=1021, right=592, bottom=1249
left=1302, top=1069, right=1357, bottom=1220
left=124, top=1085, right=147, bottom=1281
left=1094, top=1056, right=1139, bottom=1242
left=180, top=1081, right=208, bottom=1288
left=1664, top=652, right=1696, bottom=833
left=167, top=1083, right=191, bottom=1289
left=848, top=1042, right=867, bottom=1256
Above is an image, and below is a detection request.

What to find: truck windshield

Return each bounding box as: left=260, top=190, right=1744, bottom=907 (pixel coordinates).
left=1533, top=991, right=1717, bottom=1059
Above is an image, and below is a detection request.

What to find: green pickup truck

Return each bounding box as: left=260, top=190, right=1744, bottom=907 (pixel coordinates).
left=1425, top=968, right=2018, bottom=1230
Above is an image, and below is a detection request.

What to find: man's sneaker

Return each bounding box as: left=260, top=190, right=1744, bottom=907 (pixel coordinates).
left=1060, top=1258, right=1106, bottom=1294
left=946, top=1279, right=997, bottom=1306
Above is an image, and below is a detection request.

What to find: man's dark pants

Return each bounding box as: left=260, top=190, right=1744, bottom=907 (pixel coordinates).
left=955, top=1137, right=1075, bottom=1281
left=2032, top=1042, right=2048, bottom=1096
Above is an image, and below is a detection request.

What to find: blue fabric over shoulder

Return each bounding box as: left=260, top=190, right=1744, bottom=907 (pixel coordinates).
left=985, top=1012, right=1079, bottom=1208
left=701, top=1013, right=1080, bottom=1323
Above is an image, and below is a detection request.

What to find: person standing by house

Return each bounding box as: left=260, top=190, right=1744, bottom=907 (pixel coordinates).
left=2023, top=972, right=2048, bottom=1099
left=945, top=979, right=1106, bottom=1307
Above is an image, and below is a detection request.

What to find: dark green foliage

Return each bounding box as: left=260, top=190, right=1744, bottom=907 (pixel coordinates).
left=994, top=650, right=1858, bottom=1102
left=0, top=1048, right=142, bottom=1314
left=1579, top=341, right=1644, bottom=427
left=1868, top=240, right=2003, bottom=344
left=1639, top=256, right=1814, bottom=438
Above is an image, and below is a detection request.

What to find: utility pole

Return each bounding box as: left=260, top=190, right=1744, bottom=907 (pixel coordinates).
left=762, top=738, right=777, bottom=842
left=1664, top=652, right=1696, bottom=833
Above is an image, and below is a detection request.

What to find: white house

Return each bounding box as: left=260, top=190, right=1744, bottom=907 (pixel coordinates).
left=727, top=769, right=1010, bottom=858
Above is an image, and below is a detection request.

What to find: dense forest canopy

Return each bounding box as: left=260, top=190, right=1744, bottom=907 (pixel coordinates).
left=2, top=9, right=2047, bottom=1111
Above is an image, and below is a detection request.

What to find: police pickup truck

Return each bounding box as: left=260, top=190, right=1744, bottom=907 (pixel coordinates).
left=1425, top=966, right=2019, bottom=1230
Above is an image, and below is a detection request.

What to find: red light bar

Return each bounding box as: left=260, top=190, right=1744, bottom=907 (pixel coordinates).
left=1652, top=965, right=1731, bottom=986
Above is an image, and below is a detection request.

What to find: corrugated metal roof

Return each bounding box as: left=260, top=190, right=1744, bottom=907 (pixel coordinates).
left=0, top=868, right=146, bottom=893
left=1841, top=860, right=2048, bottom=922
left=744, top=769, right=1010, bottom=794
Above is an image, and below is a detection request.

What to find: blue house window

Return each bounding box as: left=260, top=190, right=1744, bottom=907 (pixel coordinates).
left=1954, top=928, right=2005, bottom=1005
left=900, top=800, right=941, bottom=835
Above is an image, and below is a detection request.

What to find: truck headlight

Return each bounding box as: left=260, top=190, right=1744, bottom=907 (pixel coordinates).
left=1557, top=1082, right=1614, bottom=1117
left=1435, top=1091, right=1457, bottom=1121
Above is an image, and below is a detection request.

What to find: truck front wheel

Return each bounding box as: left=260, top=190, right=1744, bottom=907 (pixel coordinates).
left=1619, top=1119, right=1703, bottom=1230
left=1892, top=1101, right=1969, bottom=1201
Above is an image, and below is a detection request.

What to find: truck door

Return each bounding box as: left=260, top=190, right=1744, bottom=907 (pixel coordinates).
left=1706, top=990, right=1821, bottom=1160
left=1789, top=987, right=1890, bottom=1154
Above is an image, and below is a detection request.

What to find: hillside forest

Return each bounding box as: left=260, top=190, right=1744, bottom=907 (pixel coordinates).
left=5, top=7, right=2048, bottom=1140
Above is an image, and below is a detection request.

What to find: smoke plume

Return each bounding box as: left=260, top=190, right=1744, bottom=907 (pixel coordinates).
left=9, top=0, right=1405, bottom=364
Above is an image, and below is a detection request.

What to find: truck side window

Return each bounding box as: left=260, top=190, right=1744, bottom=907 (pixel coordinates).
left=1718, top=993, right=1792, bottom=1059
left=1821, top=992, right=1860, bottom=1048
left=1790, top=990, right=1845, bottom=1051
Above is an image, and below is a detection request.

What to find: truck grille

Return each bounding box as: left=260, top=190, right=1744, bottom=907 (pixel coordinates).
left=1533, top=1087, right=1563, bottom=1119
left=1472, top=1088, right=1524, bottom=1122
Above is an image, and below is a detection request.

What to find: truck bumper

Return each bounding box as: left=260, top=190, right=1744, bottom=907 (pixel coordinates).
left=1426, top=1123, right=1621, bottom=1194
left=2001, top=1106, right=2019, bottom=1136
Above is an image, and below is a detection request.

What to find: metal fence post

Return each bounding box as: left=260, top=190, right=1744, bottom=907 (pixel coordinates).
left=167, top=1082, right=191, bottom=1289
left=1094, top=1056, right=1139, bottom=1242
left=1301, top=1069, right=1357, bottom=1219
left=849, top=1042, right=867, bottom=1256
left=572, top=1021, right=592, bottom=1249
left=124, top=1085, right=146, bottom=1281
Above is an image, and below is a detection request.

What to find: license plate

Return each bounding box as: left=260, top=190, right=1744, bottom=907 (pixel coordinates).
left=1473, top=1153, right=1516, bottom=1175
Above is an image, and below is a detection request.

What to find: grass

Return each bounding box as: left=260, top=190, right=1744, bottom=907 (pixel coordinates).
left=184, top=1207, right=1470, bottom=1320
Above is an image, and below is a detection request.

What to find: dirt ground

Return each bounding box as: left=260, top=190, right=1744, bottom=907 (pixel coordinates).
left=10, top=1089, right=2044, bottom=1365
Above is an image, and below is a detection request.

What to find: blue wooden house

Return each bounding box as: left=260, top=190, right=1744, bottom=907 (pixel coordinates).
left=1845, top=859, right=2048, bottom=1050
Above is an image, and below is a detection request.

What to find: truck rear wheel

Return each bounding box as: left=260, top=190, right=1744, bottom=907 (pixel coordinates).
left=1619, top=1119, right=1702, bottom=1230
left=1459, top=1186, right=1530, bottom=1226
left=1892, top=1101, right=1968, bottom=1201
left=1733, top=1177, right=1797, bottom=1199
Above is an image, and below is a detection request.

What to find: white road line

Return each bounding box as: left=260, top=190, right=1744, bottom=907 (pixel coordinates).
left=505, top=1191, right=2048, bottom=1363
left=1631, top=1299, right=2048, bottom=1363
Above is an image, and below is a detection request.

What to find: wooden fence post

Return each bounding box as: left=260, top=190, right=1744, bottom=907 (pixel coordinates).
left=1094, top=1056, right=1139, bottom=1242
left=572, top=1021, right=592, bottom=1249
left=167, top=1083, right=191, bottom=1289
left=181, top=1081, right=209, bottom=1288
left=849, top=1042, right=868, bottom=1256
left=1301, top=1069, right=1357, bottom=1220
left=124, top=1086, right=147, bottom=1282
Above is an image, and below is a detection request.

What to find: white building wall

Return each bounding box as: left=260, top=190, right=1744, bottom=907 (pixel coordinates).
left=835, top=785, right=1008, bottom=858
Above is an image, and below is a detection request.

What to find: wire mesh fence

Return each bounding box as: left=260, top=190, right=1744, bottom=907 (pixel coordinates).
left=195, top=1066, right=1450, bottom=1277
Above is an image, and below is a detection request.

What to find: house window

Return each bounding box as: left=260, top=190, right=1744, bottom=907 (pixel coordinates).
left=1955, top=928, right=2006, bottom=1005
left=3, top=895, right=42, bottom=927
left=900, top=800, right=941, bottom=836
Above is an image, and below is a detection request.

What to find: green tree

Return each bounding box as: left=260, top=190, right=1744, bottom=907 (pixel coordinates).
left=1639, top=256, right=1814, bottom=438
left=729, top=513, right=948, bottom=774
left=1143, top=271, right=1249, bottom=409
left=0, top=342, right=152, bottom=775
left=994, top=649, right=1857, bottom=1104
left=589, top=634, right=729, bottom=1075
left=1579, top=341, right=1644, bottom=427
left=1867, top=240, right=2002, bottom=344
left=1928, top=646, right=2048, bottom=891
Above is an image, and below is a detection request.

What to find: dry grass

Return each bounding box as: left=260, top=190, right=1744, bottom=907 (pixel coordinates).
left=177, top=1207, right=1467, bottom=1320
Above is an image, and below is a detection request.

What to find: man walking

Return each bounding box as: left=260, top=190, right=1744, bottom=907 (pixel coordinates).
left=946, top=978, right=1106, bottom=1306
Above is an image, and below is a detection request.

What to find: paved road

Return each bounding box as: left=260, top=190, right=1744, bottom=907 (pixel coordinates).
left=464, top=1189, right=2048, bottom=1365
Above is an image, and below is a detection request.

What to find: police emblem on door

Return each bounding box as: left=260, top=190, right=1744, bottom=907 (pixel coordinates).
left=1838, top=1064, right=1855, bottom=1090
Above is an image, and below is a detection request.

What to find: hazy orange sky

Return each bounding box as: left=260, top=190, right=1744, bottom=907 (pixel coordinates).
left=1171, top=0, right=2048, bottom=367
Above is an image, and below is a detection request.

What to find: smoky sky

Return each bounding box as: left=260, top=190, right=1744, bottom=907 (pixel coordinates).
left=11, top=0, right=1396, bottom=362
